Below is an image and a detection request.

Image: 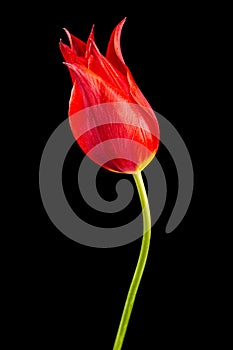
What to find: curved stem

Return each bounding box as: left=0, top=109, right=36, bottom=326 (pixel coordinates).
left=113, top=171, right=151, bottom=350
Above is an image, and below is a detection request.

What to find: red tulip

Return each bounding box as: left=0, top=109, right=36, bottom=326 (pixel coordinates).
left=59, top=18, right=160, bottom=173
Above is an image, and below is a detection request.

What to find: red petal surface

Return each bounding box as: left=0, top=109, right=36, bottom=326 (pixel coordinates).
left=85, top=38, right=129, bottom=92
left=126, top=70, right=152, bottom=109
left=106, top=18, right=154, bottom=109
left=66, top=63, right=134, bottom=115
left=77, top=124, right=158, bottom=173
left=63, top=28, right=86, bottom=56
left=106, top=18, right=127, bottom=75
left=69, top=101, right=159, bottom=173
left=59, top=41, right=86, bottom=83
left=59, top=41, right=86, bottom=65
left=85, top=25, right=95, bottom=60
left=68, top=81, right=86, bottom=117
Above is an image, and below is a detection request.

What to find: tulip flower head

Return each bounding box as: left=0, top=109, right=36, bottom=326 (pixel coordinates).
left=59, top=18, right=160, bottom=173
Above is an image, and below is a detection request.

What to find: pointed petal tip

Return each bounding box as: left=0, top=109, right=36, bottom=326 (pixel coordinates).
left=59, top=39, right=68, bottom=51
left=62, top=28, right=70, bottom=38
left=88, top=24, right=95, bottom=42
left=61, top=28, right=72, bottom=46
left=63, top=61, right=71, bottom=67
left=62, top=62, right=73, bottom=70
left=63, top=62, right=80, bottom=73
left=59, top=39, right=65, bottom=51
left=118, top=17, right=127, bottom=27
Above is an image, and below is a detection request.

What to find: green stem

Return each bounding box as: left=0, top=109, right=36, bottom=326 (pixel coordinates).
left=112, top=171, right=151, bottom=350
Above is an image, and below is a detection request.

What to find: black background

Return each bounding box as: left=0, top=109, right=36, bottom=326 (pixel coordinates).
left=19, top=2, right=219, bottom=349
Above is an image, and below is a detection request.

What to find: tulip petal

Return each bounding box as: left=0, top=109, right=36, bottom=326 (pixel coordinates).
left=68, top=81, right=86, bottom=117
left=63, top=28, right=86, bottom=56
left=85, top=37, right=130, bottom=92
left=65, top=63, right=134, bottom=115
left=106, top=17, right=127, bottom=75
left=60, top=41, right=86, bottom=83
left=126, top=70, right=153, bottom=109
left=60, top=29, right=87, bottom=83
left=106, top=19, right=153, bottom=109
left=74, top=122, right=158, bottom=173
left=59, top=41, right=86, bottom=65
left=85, top=25, right=95, bottom=60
